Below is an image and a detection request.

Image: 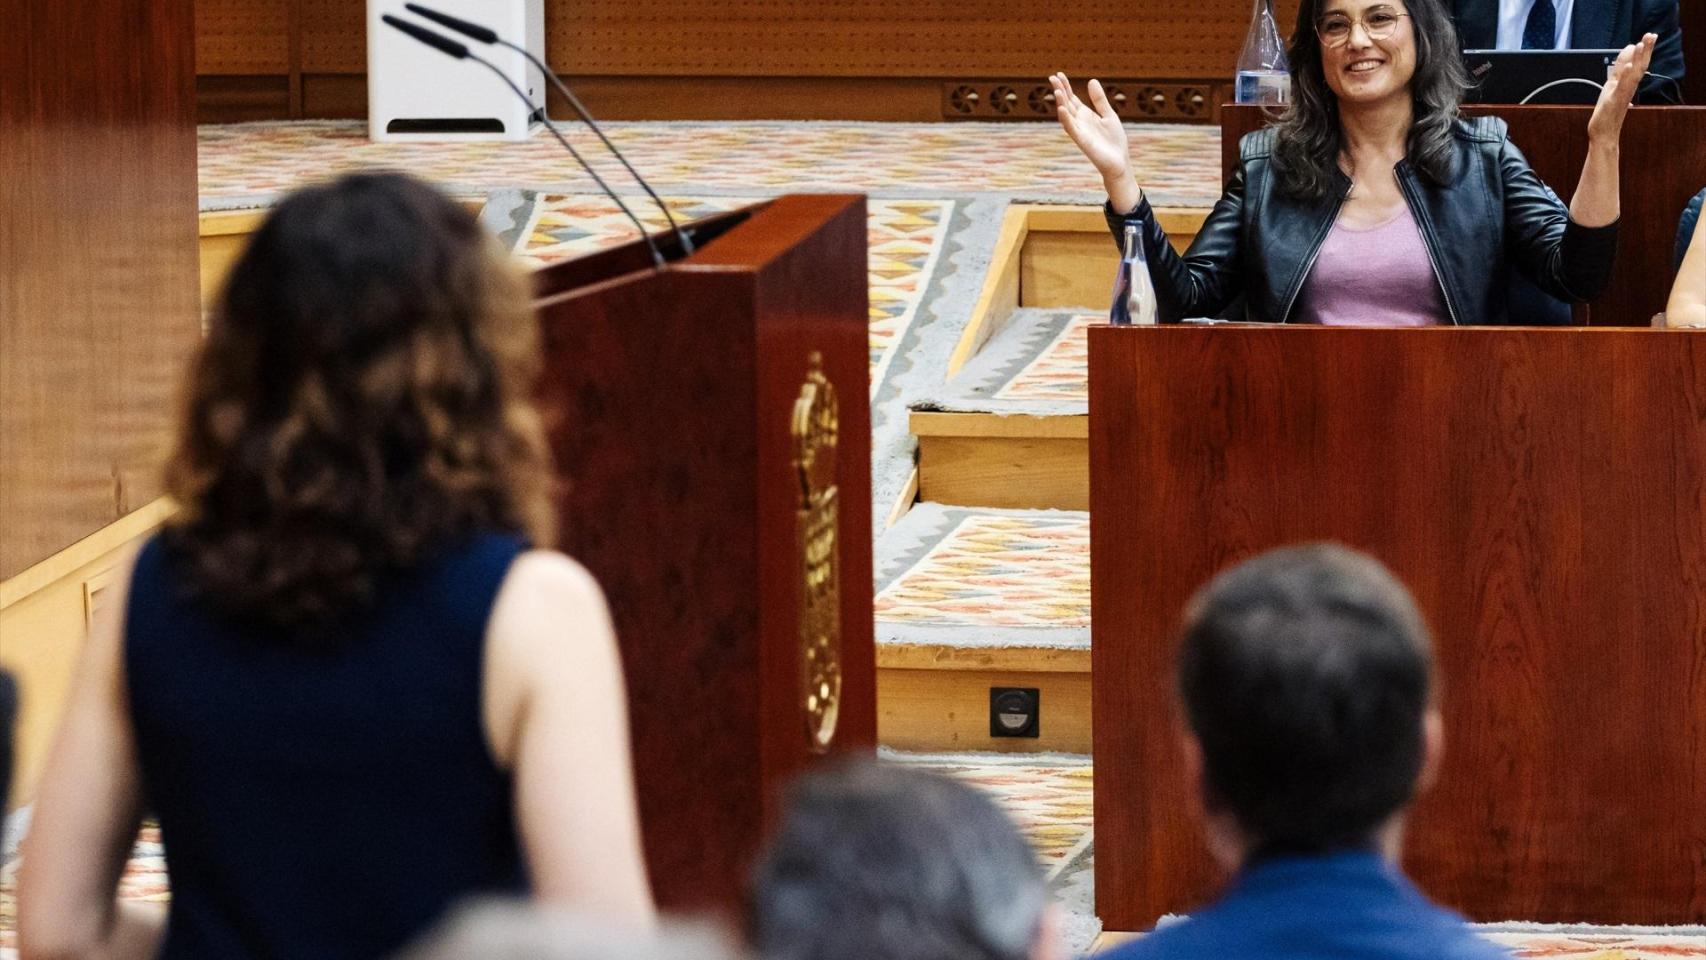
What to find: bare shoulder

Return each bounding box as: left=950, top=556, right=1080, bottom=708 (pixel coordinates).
left=485, top=550, right=617, bottom=670
left=497, top=550, right=608, bottom=613
left=482, top=550, right=621, bottom=765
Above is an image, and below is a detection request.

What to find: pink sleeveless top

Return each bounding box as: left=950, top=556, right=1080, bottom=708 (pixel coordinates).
left=1294, top=204, right=1448, bottom=327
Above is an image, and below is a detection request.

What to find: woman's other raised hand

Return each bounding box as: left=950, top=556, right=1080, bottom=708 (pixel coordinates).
left=1588, top=34, right=1657, bottom=145
left=1569, top=33, right=1655, bottom=228
left=1050, top=73, right=1143, bottom=213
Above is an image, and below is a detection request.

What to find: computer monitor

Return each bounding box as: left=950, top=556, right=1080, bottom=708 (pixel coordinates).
left=1462, top=49, right=1618, bottom=104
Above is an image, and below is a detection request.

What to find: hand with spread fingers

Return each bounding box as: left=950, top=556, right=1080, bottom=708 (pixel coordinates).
left=1567, top=33, right=1655, bottom=229
left=1588, top=34, right=1656, bottom=146
left=1049, top=72, right=1143, bottom=214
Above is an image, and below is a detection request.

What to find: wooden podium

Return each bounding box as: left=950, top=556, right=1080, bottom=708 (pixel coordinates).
left=529, top=195, right=877, bottom=912
left=1088, top=325, right=1706, bottom=929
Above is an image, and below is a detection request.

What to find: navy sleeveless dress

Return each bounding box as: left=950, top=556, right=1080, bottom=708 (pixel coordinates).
left=125, top=532, right=529, bottom=959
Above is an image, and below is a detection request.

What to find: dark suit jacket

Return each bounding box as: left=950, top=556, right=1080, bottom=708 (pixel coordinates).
left=1452, top=0, right=1686, bottom=102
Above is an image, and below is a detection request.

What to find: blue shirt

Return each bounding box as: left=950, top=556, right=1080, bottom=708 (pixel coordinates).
left=1099, top=851, right=1511, bottom=960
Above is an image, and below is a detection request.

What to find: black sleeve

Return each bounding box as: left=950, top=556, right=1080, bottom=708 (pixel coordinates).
left=1499, top=136, right=1619, bottom=302
left=1103, top=165, right=1247, bottom=323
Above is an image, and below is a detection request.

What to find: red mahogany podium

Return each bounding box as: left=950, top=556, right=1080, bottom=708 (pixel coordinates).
left=1089, top=324, right=1706, bottom=929
left=529, top=195, right=877, bottom=911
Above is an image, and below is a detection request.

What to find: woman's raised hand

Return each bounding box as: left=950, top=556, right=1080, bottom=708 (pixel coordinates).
left=1587, top=34, right=1655, bottom=144
left=1050, top=73, right=1131, bottom=180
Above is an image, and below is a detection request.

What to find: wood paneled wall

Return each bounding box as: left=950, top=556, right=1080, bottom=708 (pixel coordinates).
left=197, top=0, right=1307, bottom=121
left=3, top=0, right=202, bottom=579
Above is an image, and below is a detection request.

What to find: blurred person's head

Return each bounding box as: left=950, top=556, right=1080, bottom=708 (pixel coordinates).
left=164, top=171, right=554, bottom=628
left=396, top=901, right=739, bottom=960
left=1176, top=543, right=1442, bottom=867
left=748, top=760, right=1059, bottom=960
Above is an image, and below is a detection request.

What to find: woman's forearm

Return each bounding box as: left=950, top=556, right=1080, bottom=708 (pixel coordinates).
left=1104, top=171, right=1144, bottom=217
left=19, top=900, right=164, bottom=960
left=1569, top=141, right=1621, bottom=227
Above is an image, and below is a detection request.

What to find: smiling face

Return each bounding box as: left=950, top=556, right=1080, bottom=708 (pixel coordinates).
left=1318, top=0, right=1418, bottom=106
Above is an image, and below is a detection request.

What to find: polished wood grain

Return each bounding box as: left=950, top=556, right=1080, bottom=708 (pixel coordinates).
left=1089, top=325, right=1706, bottom=929
left=1, top=0, right=202, bottom=579
left=1222, top=104, right=1706, bottom=327
left=529, top=194, right=876, bottom=913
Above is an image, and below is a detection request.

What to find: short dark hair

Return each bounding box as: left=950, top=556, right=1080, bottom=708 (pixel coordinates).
left=1177, top=544, right=1434, bottom=854
left=749, top=760, right=1046, bottom=960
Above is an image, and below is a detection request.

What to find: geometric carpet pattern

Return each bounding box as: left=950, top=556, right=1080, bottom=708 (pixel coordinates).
left=918, top=308, right=1095, bottom=416
left=196, top=120, right=1224, bottom=210
left=996, top=312, right=1094, bottom=404
left=885, top=749, right=1093, bottom=877
left=875, top=503, right=1090, bottom=649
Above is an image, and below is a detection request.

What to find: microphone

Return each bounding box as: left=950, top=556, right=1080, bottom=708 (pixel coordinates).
left=402, top=2, right=692, bottom=255
left=383, top=13, right=470, bottom=59
left=380, top=14, right=668, bottom=268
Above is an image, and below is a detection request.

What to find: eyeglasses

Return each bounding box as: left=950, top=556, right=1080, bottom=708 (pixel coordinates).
left=1315, top=6, right=1411, bottom=46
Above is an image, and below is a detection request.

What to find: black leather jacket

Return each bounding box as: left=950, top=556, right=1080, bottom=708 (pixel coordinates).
left=1105, top=117, right=1619, bottom=325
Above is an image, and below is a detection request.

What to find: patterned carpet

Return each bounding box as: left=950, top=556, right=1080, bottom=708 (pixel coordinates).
left=875, top=503, right=1090, bottom=649
left=197, top=120, right=1223, bottom=210
left=920, top=308, right=1096, bottom=415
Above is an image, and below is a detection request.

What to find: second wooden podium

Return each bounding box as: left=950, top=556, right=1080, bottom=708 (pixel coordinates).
left=1089, top=324, right=1706, bottom=929
left=529, top=194, right=877, bottom=911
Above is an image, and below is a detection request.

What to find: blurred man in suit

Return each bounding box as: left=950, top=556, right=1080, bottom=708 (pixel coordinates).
left=1451, top=0, right=1685, bottom=101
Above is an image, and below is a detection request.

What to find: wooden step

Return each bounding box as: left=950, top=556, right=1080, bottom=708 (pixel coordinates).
left=912, top=410, right=1087, bottom=510
left=877, top=644, right=1091, bottom=754
left=874, top=503, right=1090, bottom=753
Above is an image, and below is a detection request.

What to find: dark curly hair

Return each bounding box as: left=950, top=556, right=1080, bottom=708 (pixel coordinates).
left=1271, top=0, right=1472, bottom=201
left=163, top=171, right=555, bottom=627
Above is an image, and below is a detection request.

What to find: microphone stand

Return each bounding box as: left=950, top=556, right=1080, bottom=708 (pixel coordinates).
left=403, top=3, right=692, bottom=254
left=380, top=14, right=669, bottom=268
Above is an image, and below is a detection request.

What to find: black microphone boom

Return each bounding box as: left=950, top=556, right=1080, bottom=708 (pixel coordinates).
left=380, top=14, right=668, bottom=268
left=399, top=4, right=495, bottom=43
left=403, top=2, right=692, bottom=254
left=380, top=14, right=469, bottom=59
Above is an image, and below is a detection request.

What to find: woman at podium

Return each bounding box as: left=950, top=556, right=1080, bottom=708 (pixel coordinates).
left=1051, top=0, right=1653, bottom=326
left=18, top=173, right=654, bottom=959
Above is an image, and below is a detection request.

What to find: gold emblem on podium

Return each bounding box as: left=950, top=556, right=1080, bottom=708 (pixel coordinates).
left=793, top=351, right=842, bottom=753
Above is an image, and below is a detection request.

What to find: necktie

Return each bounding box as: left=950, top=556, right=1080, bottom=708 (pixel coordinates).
left=1522, top=0, right=1557, bottom=49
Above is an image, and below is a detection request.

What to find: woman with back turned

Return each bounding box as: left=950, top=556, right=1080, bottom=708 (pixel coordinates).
left=19, top=172, right=654, bottom=959
left=1051, top=0, right=1652, bottom=326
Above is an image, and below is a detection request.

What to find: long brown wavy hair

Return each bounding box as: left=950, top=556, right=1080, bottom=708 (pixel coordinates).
left=1271, top=0, right=1471, bottom=201
left=164, top=171, right=555, bottom=627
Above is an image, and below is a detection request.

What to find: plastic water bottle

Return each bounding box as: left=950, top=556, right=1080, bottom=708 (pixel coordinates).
left=1235, top=0, right=1291, bottom=105
left=1110, top=223, right=1158, bottom=327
